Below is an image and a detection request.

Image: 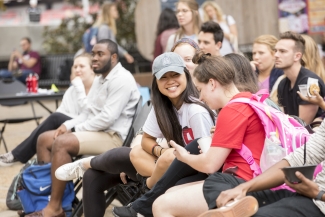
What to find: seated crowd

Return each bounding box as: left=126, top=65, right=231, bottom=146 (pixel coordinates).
left=1, top=0, right=325, bottom=217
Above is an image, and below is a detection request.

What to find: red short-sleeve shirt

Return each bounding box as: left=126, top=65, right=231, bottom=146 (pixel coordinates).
left=211, top=92, right=265, bottom=181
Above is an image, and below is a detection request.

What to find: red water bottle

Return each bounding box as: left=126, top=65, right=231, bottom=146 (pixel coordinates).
left=31, top=74, right=38, bottom=93
left=26, top=74, right=32, bottom=92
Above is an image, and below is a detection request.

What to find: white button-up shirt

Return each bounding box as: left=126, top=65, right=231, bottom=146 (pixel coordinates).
left=63, top=62, right=140, bottom=140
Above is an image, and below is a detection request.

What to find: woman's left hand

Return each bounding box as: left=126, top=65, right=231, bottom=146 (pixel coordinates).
left=169, top=140, right=189, bottom=162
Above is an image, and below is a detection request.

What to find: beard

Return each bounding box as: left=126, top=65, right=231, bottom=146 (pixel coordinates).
left=93, top=57, right=112, bottom=75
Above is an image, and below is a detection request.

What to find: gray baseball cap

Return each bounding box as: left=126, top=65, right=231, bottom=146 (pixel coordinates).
left=152, top=52, right=186, bottom=80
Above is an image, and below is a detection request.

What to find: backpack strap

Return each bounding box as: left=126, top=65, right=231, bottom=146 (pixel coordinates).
left=229, top=96, right=279, bottom=138
left=235, top=144, right=262, bottom=178
left=255, top=89, right=269, bottom=102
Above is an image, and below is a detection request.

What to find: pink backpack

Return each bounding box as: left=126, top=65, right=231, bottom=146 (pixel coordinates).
left=228, top=94, right=311, bottom=190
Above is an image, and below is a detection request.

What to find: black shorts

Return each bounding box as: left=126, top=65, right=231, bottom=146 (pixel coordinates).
left=202, top=172, right=245, bottom=209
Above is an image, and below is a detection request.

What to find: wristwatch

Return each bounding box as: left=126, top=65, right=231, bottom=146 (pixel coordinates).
left=71, top=127, right=75, bottom=132
left=315, top=190, right=325, bottom=200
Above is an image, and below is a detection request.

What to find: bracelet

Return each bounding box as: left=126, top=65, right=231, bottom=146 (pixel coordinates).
left=155, top=146, right=162, bottom=158
left=159, top=147, right=163, bottom=156
left=315, top=190, right=325, bottom=200
left=155, top=146, right=160, bottom=157
left=151, top=144, right=159, bottom=156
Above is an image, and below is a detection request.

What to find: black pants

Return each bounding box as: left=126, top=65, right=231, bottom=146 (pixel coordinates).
left=203, top=172, right=325, bottom=217
left=83, top=147, right=137, bottom=217
left=132, top=139, right=208, bottom=216
left=12, top=112, right=71, bottom=163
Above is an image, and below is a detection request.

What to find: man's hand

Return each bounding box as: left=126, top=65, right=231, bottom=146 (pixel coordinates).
left=12, top=51, right=22, bottom=59
left=120, top=172, right=128, bottom=184
left=169, top=140, right=189, bottom=163
left=216, top=185, right=247, bottom=207
left=297, top=90, right=325, bottom=110
left=10, top=51, right=16, bottom=59
left=284, top=171, right=319, bottom=199
left=54, top=124, right=69, bottom=139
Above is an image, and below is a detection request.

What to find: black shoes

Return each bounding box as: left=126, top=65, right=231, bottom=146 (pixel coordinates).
left=136, top=173, right=150, bottom=195
left=112, top=203, right=141, bottom=217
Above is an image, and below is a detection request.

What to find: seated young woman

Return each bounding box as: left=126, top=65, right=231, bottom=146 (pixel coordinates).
left=130, top=37, right=203, bottom=190
left=55, top=51, right=215, bottom=217
left=149, top=51, right=265, bottom=217
left=0, top=53, right=96, bottom=166
left=112, top=53, right=263, bottom=217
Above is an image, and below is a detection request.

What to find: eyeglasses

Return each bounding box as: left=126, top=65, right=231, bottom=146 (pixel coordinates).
left=175, top=9, right=190, bottom=14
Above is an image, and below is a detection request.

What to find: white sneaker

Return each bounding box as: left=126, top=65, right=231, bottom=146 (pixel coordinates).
left=0, top=152, right=19, bottom=167
left=198, top=196, right=258, bottom=217
left=55, top=158, right=88, bottom=181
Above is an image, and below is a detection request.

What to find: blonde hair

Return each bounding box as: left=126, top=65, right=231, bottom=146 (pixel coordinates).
left=253, top=35, right=278, bottom=54
left=201, top=1, right=224, bottom=23
left=301, top=34, right=325, bottom=81
left=74, top=53, right=93, bottom=67
left=94, top=2, right=117, bottom=35
left=175, top=0, right=201, bottom=40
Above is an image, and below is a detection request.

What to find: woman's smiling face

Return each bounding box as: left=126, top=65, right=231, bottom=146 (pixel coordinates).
left=156, top=71, right=187, bottom=106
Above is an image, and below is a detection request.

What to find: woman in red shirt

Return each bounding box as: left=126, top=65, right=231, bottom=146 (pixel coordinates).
left=152, top=52, right=265, bottom=217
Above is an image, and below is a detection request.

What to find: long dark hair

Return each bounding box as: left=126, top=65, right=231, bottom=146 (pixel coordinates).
left=156, top=8, right=179, bottom=36
left=151, top=68, right=215, bottom=147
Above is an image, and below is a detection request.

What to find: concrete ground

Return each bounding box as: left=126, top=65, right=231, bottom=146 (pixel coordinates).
left=0, top=100, right=120, bottom=217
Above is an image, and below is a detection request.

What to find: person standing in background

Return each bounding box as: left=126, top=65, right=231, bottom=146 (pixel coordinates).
left=90, top=2, right=134, bottom=63
left=153, top=8, right=179, bottom=59
left=165, top=0, right=201, bottom=52
left=201, top=0, right=238, bottom=55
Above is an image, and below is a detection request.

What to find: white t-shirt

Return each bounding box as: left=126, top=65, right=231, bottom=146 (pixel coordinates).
left=218, top=15, right=236, bottom=56
left=143, top=102, right=214, bottom=145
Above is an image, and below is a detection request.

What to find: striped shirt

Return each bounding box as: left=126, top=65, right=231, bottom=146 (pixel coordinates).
left=285, top=120, right=325, bottom=214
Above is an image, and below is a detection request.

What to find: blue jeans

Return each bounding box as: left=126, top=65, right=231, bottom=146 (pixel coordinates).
left=0, top=69, right=33, bottom=84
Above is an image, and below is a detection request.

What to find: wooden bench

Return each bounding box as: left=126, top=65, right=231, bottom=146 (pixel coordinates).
left=133, top=72, right=152, bottom=88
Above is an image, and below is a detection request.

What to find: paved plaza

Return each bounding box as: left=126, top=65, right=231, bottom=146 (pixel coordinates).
left=0, top=100, right=119, bottom=217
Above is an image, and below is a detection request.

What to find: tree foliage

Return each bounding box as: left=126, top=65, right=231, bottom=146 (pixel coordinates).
left=43, top=0, right=137, bottom=54
left=42, top=15, right=92, bottom=54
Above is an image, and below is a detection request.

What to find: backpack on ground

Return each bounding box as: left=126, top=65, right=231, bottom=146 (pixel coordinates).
left=82, top=27, right=98, bottom=53
left=16, top=163, right=75, bottom=216
left=6, top=159, right=37, bottom=210
left=228, top=93, right=310, bottom=189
